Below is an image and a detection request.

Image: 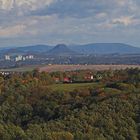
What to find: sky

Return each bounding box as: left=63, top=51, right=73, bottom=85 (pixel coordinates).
left=0, top=0, right=140, bottom=47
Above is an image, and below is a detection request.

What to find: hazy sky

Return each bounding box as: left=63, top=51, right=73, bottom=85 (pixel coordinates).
left=0, top=0, right=140, bottom=47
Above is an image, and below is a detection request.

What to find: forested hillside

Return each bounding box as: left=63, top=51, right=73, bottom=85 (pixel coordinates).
left=0, top=68, right=139, bottom=140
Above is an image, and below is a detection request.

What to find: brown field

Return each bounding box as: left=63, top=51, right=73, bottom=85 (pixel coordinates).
left=39, top=64, right=140, bottom=72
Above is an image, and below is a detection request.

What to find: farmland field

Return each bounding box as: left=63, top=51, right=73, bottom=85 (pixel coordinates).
left=0, top=64, right=140, bottom=72
left=39, top=64, right=140, bottom=72
left=0, top=65, right=41, bottom=72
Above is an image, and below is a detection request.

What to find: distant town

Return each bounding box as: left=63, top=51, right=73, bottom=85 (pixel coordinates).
left=4, top=55, right=34, bottom=62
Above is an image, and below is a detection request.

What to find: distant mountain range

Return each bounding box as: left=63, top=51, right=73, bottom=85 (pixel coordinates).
left=0, top=43, right=140, bottom=56
left=47, top=44, right=77, bottom=56
left=70, top=43, right=140, bottom=54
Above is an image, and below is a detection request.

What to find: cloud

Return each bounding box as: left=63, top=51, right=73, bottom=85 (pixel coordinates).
left=112, top=16, right=134, bottom=26
left=0, top=24, right=26, bottom=37
left=0, top=17, right=40, bottom=38
left=0, top=0, right=14, bottom=10
left=34, top=0, right=140, bottom=18
left=0, top=0, right=54, bottom=10
left=0, top=0, right=140, bottom=47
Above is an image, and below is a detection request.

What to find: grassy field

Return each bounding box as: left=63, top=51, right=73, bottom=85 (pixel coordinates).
left=47, top=82, right=125, bottom=97
left=47, top=82, right=104, bottom=92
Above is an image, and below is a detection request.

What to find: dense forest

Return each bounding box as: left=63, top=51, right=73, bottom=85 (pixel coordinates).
left=0, top=68, right=139, bottom=140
